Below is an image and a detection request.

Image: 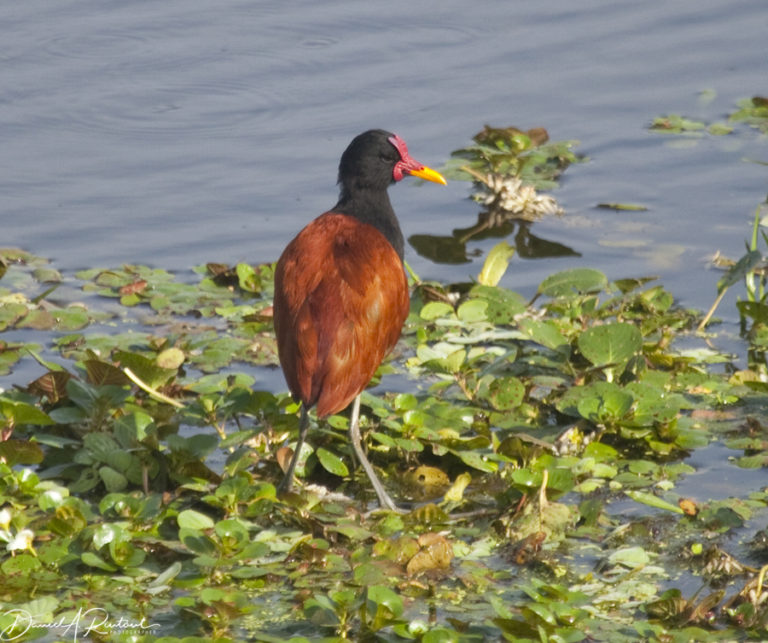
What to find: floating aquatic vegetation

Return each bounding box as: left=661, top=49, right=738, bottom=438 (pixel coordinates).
left=730, top=96, right=768, bottom=133
left=442, top=125, right=581, bottom=222
left=3, top=180, right=768, bottom=639
left=651, top=94, right=768, bottom=139
left=407, top=127, right=583, bottom=265
left=650, top=113, right=733, bottom=136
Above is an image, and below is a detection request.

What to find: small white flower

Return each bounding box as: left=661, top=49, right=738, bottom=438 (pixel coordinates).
left=475, top=173, right=563, bottom=219
left=6, top=528, right=34, bottom=553
left=0, top=507, right=11, bottom=530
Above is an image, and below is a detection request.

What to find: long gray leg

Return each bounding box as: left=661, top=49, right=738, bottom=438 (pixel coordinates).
left=348, top=395, right=399, bottom=511
left=277, top=405, right=310, bottom=494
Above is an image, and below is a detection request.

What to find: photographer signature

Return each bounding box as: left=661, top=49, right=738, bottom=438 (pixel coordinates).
left=0, top=607, right=161, bottom=641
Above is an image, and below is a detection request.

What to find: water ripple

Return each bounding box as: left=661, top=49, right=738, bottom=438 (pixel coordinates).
left=42, top=31, right=149, bottom=61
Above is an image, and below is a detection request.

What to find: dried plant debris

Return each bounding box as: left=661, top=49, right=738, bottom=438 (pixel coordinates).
left=471, top=173, right=564, bottom=220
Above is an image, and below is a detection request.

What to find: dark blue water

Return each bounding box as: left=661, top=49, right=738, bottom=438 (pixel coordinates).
left=1, top=0, right=766, bottom=314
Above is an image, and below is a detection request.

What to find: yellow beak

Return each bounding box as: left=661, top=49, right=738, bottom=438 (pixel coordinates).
left=407, top=165, right=447, bottom=185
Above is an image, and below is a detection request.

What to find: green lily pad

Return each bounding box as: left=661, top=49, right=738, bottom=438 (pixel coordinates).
left=578, top=322, right=642, bottom=368
left=469, top=284, right=527, bottom=324
left=487, top=376, right=525, bottom=411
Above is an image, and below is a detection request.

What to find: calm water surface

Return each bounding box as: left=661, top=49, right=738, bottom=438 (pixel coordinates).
left=2, top=0, right=766, bottom=315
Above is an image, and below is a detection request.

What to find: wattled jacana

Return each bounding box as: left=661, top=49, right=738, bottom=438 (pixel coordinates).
left=273, top=129, right=446, bottom=510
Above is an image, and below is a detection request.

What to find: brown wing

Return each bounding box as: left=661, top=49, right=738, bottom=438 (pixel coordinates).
left=273, top=213, right=410, bottom=418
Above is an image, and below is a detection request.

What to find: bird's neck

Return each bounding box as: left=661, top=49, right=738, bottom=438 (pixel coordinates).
left=334, top=188, right=405, bottom=260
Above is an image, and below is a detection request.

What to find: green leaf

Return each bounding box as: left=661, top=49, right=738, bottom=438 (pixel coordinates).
left=2, top=553, right=42, bottom=574
left=469, top=284, right=527, bottom=324
left=19, top=596, right=59, bottom=620
left=538, top=268, right=608, bottom=297
left=455, top=450, right=497, bottom=473
left=114, top=410, right=155, bottom=444
left=179, top=528, right=217, bottom=555
left=625, top=381, right=682, bottom=427
left=708, top=122, right=733, bottom=135
left=354, top=562, right=388, bottom=586
left=576, top=382, right=633, bottom=423
left=737, top=453, right=768, bottom=468
left=92, top=523, right=123, bottom=549
left=393, top=393, right=418, bottom=412
left=177, top=509, right=216, bottom=531
left=99, top=466, right=128, bottom=493
left=478, top=241, right=515, bottom=286
left=114, top=350, right=177, bottom=388
left=215, top=518, right=250, bottom=546
left=517, top=319, right=569, bottom=352
left=511, top=468, right=543, bottom=489
left=15, top=309, right=56, bottom=330
left=0, top=398, right=54, bottom=426
left=456, top=298, right=488, bottom=323
left=626, top=490, right=684, bottom=514
left=423, top=628, right=461, bottom=643
left=416, top=343, right=467, bottom=373
left=650, top=113, right=706, bottom=133
left=104, top=450, right=135, bottom=474
left=53, top=307, right=90, bottom=330
left=0, top=302, right=29, bottom=331
left=316, top=448, right=350, bottom=477
left=717, top=249, right=762, bottom=294
left=156, top=347, right=185, bottom=369
left=303, top=595, right=340, bottom=627
left=109, top=539, right=145, bottom=567
left=578, top=322, right=642, bottom=367
left=83, top=433, right=121, bottom=462
left=487, top=377, right=525, bottom=410
left=367, top=585, right=404, bottom=618
left=0, top=439, right=44, bottom=465
left=236, top=262, right=262, bottom=293
left=149, top=561, right=183, bottom=588
left=32, top=267, right=62, bottom=283
left=420, top=301, right=454, bottom=320
left=729, top=96, right=768, bottom=132
left=81, top=551, right=118, bottom=572
left=608, top=545, right=651, bottom=569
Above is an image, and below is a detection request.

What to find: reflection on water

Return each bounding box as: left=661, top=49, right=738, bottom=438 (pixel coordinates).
left=410, top=212, right=580, bottom=265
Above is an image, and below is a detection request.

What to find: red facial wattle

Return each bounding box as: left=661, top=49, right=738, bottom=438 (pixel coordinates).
left=388, top=134, right=447, bottom=185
